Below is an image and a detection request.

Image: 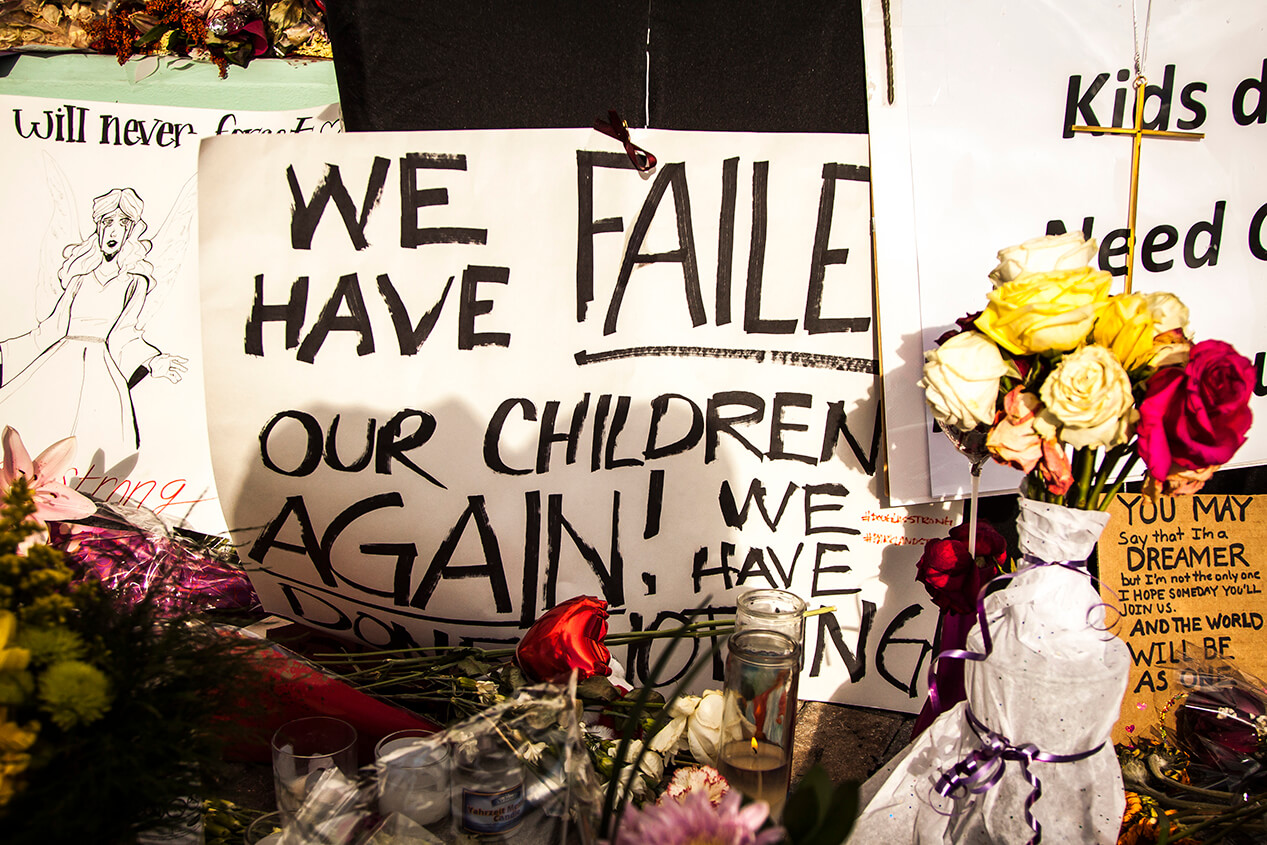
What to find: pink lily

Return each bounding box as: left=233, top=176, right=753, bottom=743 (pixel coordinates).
left=1, top=427, right=96, bottom=525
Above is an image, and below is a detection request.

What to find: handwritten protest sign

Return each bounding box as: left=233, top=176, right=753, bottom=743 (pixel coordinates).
left=1100, top=494, right=1267, bottom=743
left=198, top=129, right=958, bottom=710
left=864, top=0, right=1267, bottom=504
left=0, top=94, right=341, bottom=533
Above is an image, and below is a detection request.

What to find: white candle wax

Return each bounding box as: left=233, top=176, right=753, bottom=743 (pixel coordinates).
left=377, top=738, right=450, bottom=826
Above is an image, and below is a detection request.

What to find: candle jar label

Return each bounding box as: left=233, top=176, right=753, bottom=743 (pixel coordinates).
left=459, top=784, right=524, bottom=834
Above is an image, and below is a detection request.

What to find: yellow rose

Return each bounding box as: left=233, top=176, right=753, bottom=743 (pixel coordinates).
left=988, top=232, right=1099, bottom=285
left=919, top=331, right=1008, bottom=430
left=1038, top=344, right=1136, bottom=449
left=1092, top=293, right=1156, bottom=371
left=974, top=267, right=1112, bottom=355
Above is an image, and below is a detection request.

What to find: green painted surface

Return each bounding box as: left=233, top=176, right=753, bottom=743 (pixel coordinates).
left=0, top=53, right=339, bottom=110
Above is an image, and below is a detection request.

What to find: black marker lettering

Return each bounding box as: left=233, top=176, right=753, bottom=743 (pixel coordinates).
left=288, top=157, right=389, bottom=250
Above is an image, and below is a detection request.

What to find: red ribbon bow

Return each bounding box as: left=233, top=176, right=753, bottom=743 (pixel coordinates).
left=594, top=110, right=656, bottom=172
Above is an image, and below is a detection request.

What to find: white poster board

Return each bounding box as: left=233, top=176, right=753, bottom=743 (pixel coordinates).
left=864, top=0, right=1267, bottom=503
left=198, top=129, right=958, bottom=711
left=0, top=95, right=341, bottom=532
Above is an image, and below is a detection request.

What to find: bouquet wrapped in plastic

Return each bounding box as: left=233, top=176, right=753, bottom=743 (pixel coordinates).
left=278, top=682, right=604, bottom=845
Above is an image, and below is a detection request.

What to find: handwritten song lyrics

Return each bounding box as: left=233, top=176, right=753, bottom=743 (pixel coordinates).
left=1100, top=494, right=1267, bottom=743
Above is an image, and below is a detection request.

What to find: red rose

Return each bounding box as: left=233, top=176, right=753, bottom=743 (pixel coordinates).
left=1137, top=340, right=1254, bottom=483
left=515, top=595, right=612, bottom=683
left=935, top=310, right=984, bottom=345
left=915, top=522, right=1007, bottom=615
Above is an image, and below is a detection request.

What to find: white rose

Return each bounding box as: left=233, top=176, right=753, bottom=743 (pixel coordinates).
left=920, top=331, right=1008, bottom=431
left=649, top=693, right=711, bottom=755
left=1143, top=291, right=1190, bottom=335
left=1038, top=344, right=1136, bottom=449
left=686, top=690, right=724, bottom=766
left=649, top=715, right=687, bottom=755
left=668, top=694, right=702, bottom=720
left=617, top=739, right=664, bottom=790
left=989, top=232, right=1099, bottom=285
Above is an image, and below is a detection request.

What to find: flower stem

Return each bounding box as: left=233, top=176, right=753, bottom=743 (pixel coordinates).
left=318, top=607, right=838, bottom=667
left=1088, top=443, right=1129, bottom=511
left=1124, top=780, right=1221, bottom=811
left=1168, top=798, right=1267, bottom=843
left=1096, top=452, right=1140, bottom=511
left=1072, top=447, right=1096, bottom=509
left=1146, top=755, right=1236, bottom=800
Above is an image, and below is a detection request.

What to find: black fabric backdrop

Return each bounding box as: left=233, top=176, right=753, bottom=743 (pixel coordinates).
left=324, top=0, right=867, bottom=133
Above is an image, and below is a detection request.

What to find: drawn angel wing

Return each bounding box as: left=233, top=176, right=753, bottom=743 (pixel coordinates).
left=35, top=153, right=84, bottom=320
left=137, top=175, right=198, bottom=330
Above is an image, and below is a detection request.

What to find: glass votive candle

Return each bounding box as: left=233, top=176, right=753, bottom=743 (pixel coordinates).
left=451, top=733, right=525, bottom=839
left=716, top=629, right=799, bottom=821
left=270, top=716, right=358, bottom=829
left=734, top=589, right=807, bottom=651
left=375, top=729, right=451, bottom=826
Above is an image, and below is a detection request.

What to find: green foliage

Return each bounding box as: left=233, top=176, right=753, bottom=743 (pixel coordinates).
left=36, top=659, right=111, bottom=730
left=5, top=583, right=272, bottom=844
left=0, top=480, right=273, bottom=844
left=600, top=606, right=722, bottom=840
left=0, top=480, right=75, bottom=628
left=782, top=765, right=860, bottom=845
left=16, top=625, right=85, bottom=665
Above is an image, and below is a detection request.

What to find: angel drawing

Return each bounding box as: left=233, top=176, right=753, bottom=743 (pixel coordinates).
left=0, top=180, right=192, bottom=460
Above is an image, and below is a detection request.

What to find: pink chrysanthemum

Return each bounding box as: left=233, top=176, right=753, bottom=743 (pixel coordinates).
left=661, top=765, right=730, bottom=807
left=615, top=788, right=782, bottom=845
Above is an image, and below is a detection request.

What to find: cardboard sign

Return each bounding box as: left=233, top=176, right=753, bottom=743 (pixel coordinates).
left=0, top=94, right=341, bottom=533
left=197, top=128, right=959, bottom=711
left=863, top=0, right=1267, bottom=504
left=1099, top=494, right=1267, bottom=744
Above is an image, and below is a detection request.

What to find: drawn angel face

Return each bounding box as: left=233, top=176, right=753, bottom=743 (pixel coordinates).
left=96, top=210, right=134, bottom=261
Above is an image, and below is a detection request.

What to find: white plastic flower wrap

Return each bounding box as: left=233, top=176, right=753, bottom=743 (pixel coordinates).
left=283, top=684, right=604, bottom=845
left=848, top=500, right=1129, bottom=845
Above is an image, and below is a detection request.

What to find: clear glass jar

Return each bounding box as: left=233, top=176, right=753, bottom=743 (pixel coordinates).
left=715, top=629, right=799, bottom=820
left=735, top=588, right=807, bottom=657
left=375, top=729, right=450, bottom=826
left=451, top=734, right=525, bottom=840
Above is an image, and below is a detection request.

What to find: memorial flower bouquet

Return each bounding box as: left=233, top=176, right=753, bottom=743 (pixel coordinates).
left=849, top=234, right=1257, bottom=844
left=82, top=0, right=330, bottom=76
left=1114, top=656, right=1267, bottom=844
left=920, top=231, right=1256, bottom=511
left=0, top=427, right=271, bottom=845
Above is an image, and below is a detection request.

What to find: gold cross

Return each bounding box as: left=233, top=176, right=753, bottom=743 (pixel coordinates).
left=1070, top=75, right=1204, bottom=294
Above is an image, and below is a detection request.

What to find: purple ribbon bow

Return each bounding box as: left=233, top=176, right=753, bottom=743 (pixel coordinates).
left=935, top=706, right=1103, bottom=845
left=923, top=554, right=1105, bottom=722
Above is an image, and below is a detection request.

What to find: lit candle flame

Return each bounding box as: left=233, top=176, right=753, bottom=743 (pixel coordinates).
left=750, top=737, right=759, bottom=754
